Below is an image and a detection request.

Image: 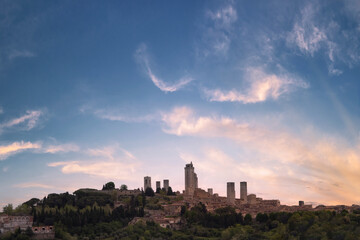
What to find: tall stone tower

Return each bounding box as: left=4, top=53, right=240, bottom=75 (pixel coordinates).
left=156, top=181, right=161, bottom=190
left=144, top=176, right=151, bottom=191
left=185, top=162, right=197, bottom=196
left=163, top=179, right=169, bottom=191
left=227, top=182, right=235, bottom=205
left=240, top=182, right=247, bottom=203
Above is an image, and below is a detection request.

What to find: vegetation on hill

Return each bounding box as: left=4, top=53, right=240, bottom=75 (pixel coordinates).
left=2, top=186, right=360, bottom=239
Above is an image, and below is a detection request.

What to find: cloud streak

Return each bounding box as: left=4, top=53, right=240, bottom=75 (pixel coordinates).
left=0, top=110, right=43, bottom=133
left=48, top=145, right=141, bottom=181
left=8, top=49, right=35, bottom=60
left=14, top=182, right=54, bottom=189
left=0, top=141, right=42, bottom=160
left=198, top=3, right=237, bottom=58
left=44, top=143, right=80, bottom=154
left=162, top=106, right=360, bottom=204
left=93, top=109, right=157, bottom=123
left=204, top=67, right=309, bottom=103
left=135, top=44, right=193, bottom=92
left=286, top=2, right=360, bottom=75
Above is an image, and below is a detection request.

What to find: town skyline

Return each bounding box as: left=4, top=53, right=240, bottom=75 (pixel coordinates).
left=1, top=0, right=360, bottom=209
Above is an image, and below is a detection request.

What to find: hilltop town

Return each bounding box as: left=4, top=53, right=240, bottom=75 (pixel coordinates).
left=1, top=162, right=359, bottom=240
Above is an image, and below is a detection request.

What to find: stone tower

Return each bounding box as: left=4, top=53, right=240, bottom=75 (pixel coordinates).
left=227, top=182, right=235, bottom=205
left=144, top=176, right=151, bottom=191
left=185, top=162, right=197, bottom=196
left=240, top=182, right=247, bottom=203
left=208, top=188, right=213, bottom=195
left=156, top=181, right=161, bottom=190
left=163, top=179, right=169, bottom=191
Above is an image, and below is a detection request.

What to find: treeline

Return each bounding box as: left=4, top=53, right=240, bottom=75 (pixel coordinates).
left=182, top=204, right=360, bottom=240
left=31, top=193, right=145, bottom=224
left=183, top=203, right=246, bottom=228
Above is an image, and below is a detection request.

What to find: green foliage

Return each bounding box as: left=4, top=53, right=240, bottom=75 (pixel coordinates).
left=167, top=186, right=176, bottom=196
left=185, top=204, right=243, bottom=228
left=145, top=187, right=155, bottom=197
left=23, top=198, right=40, bottom=207
left=2, top=204, right=13, bottom=214
left=244, top=214, right=252, bottom=225
left=120, top=184, right=128, bottom=190
left=14, top=190, right=360, bottom=240
left=102, top=182, right=115, bottom=190
left=0, top=227, right=31, bottom=240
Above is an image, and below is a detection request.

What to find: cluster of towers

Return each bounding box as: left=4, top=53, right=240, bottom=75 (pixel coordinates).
left=184, top=162, right=248, bottom=205
left=227, top=181, right=248, bottom=204
left=144, top=176, right=170, bottom=191
left=145, top=162, right=249, bottom=205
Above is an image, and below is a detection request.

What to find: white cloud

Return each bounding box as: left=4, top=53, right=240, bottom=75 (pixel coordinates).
left=204, top=67, right=308, bottom=103
left=199, top=3, right=237, bottom=57
left=44, top=143, right=80, bottom=154
left=287, top=4, right=327, bottom=56
left=48, top=145, right=141, bottom=181
left=8, top=50, right=35, bottom=60
left=0, top=141, right=42, bottom=160
left=14, top=182, right=54, bottom=189
left=286, top=3, right=360, bottom=75
left=0, top=110, right=43, bottom=133
left=162, top=106, right=360, bottom=205
left=135, top=44, right=193, bottom=92
left=93, top=109, right=157, bottom=123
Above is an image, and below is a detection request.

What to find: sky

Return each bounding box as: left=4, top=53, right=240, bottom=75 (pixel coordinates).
left=1, top=0, right=360, bottom=208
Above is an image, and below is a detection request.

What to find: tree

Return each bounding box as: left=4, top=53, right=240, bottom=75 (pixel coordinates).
left=167, top=187, right=175, bottom=196
left=23, top=198, right=40, bottom=207
left=120, top=184, right=128, bottom=190
left=256, top=213, right=268, bottom=223
left=102, top=182, right=115, bottom=190
left=3, top=204, right=13, bottom=214
left=25, top=227, right=34, bottom=237
left=244, top=214, right=252, bottom=225
left=144, top=187, right=155, bottom=197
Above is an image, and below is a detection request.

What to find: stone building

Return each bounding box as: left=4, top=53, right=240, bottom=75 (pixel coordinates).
left=208, top=188, right=213, bottom=195
left=0, top=215, right=33, bottom=234
left=32, top=226, right=55, bottom=239
left=227, top=182, right=235, bottom=205
left=248, top=194, right=257, bottom=204
left=240, top=182, right=247, bottom=203
left=163, top=179, right=169, bottom=191
left=144, top=176, right=151, bottom=190
left=156, top=181, right=161, bottom=190
left=184, top=162, right=197, bottom=196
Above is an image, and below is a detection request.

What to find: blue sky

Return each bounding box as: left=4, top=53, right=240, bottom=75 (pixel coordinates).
left=1, top=0, right=360, bottom=208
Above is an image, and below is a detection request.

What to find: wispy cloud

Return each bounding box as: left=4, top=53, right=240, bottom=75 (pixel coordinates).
left=44, top=143, right=80, bottom=154
left=14, top=182, right=54, bottom=189
left=286, top=2, right=360, bottom=75
left=8, top=49, right=35, bottom=60
left=48, top=145, right=141, bottom=181
left=93, top=108, right=157, bottom=123
left=0, top=106, right=3, bottom=114
left=0, top=110, right=44, bottom=133
left=0, top=141, right=42, bottom=160
left=204, top=67, right=308, bottom=103
left=287, top=4, right=327, bottom=56
left=135, top=44, right=193, bottom=92
left=162, top=106, right=360, bottom=204
left=198, top=3, right=237, bottom=58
